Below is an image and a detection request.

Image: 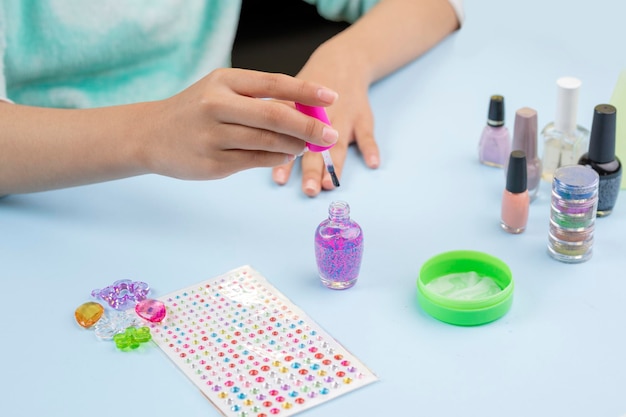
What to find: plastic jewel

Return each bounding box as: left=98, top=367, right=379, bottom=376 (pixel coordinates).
left=113, top=326, right=152, bottom=350
left=94, top=309, right=143, bottom=340
left=135, top=298, right=166, bottom=323
left=91, top=279, right=150, bottom=310
left=74, top=301, right=105, bottom=328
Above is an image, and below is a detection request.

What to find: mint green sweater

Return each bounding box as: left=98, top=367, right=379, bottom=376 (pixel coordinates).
left=0, top=0, right=383, bottom=108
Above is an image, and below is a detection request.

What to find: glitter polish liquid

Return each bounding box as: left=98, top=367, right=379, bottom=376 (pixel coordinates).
left=315, top=201, right=363, bottom=290
left=501, top=150, right=530, bottom=234
left=578, top=104, right=622, bottom=217
left=478, top=95, right=511, bottom=168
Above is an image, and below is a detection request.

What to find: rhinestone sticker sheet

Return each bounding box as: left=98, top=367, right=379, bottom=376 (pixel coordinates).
left=150, top=265, right=377, bottom=417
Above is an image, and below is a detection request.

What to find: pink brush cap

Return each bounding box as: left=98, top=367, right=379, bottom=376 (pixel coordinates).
left=295, top=103, right=334, bottom=152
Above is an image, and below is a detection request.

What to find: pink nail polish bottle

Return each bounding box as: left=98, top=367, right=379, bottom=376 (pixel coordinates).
left=501, top=150, right=530, bottom=234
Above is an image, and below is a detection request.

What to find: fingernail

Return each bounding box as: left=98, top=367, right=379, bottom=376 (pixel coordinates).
left=274, top=168, right=287, bottom=184
left=317, top=88, right=338, bottom=104
left=285, top=154, right=296, bottom=163
left=322, top=127, right=339, bottom=145
left=304, top=179, right=319, bottom=195
left=368, top=155, right=380, bottom=168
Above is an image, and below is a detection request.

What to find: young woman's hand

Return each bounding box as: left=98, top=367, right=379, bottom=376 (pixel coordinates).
left=271, top=44, right=380, bottom=197
left=143, top=68, right=340, bottom=180
left=0, top=68, right=340, bottom=194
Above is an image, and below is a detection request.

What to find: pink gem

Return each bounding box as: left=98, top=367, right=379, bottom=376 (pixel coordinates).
left=135, top=299, right=167, bottom=323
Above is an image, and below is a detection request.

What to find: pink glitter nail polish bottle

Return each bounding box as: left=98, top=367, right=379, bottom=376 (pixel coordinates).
left=314, top=201, right=363, bottom=290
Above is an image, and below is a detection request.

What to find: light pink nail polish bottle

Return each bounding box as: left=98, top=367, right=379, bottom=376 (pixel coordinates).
left=478, top=95, right=511, bottom=168
left=501, top=150, right=530, bottom=234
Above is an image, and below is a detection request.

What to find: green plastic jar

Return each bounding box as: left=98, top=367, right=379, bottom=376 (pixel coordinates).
left=416, top=250, right=514, bottom=326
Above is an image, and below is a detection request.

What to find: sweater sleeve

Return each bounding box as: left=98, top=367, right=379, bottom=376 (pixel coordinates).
left=0, top=5, right=8, bottom=101
left=304, top=0, right=464, bottom=26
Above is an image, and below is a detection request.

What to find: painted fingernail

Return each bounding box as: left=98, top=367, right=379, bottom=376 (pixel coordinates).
left=322, top=127, right=339, bottom=145
left=317, top=88, right=338, bottom=104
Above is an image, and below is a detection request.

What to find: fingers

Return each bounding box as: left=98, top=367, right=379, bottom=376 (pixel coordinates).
left=300, top=140, right=348, bottom=196
left=211, top=123, right=307, bottom=156
left=204, top=69, right=340, bottom=150
left=301, top=152, right=325, bottom=197
left=272, top=160, right=295, bottom=186
left=216, top=68, right=339, bottom=105
left=297, top=110, right=378, bottom=196
left=353, top=114, right=380, bottom=169
left=217, top=96, right=339, bottom=150
left=216, top=150, right=297, bottom=177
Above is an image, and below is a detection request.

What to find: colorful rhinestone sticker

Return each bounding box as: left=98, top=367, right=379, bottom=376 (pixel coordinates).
left=150, top=265, right=377, bottom=417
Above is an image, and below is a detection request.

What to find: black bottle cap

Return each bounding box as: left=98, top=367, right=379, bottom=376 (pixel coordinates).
left=487, top=95, right=505, bottom=127
left=506, top=150, right=527, bottom=193
left=588, top=104, right=617, bottom=163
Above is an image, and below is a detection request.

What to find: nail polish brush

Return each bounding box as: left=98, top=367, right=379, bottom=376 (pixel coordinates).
left=295, top=103, right=340, bottom=187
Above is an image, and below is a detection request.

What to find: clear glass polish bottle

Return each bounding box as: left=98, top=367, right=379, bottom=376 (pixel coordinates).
left=314, top=201, right=364, bottom=290
left=541, top=77, right=590, bottom=182
left=479, top=95, right=511, bottom=168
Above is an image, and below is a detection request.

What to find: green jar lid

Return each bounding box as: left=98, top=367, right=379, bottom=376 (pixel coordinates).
left=416, top=250, right=514, bottom=326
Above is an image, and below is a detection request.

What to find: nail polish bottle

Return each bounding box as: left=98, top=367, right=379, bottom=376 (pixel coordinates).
left=507, top=107, right=542, bottom=200
left=501, top=150, right=530, bottom=234
left=314, top=201, right=363, bottom=290
left=578, top=104, right=622, bottom=217
left=478, top=95, right=511, bottom=168
left=541, top=77, right=590, bottom=182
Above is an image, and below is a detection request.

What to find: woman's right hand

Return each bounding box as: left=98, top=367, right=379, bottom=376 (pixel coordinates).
left=140, top=68, right=339, bottom=180
left=0, top=68, right=338, bottom=195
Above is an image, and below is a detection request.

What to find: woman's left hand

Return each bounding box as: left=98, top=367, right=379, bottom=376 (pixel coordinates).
left=271, top=44, right=380, bottom=197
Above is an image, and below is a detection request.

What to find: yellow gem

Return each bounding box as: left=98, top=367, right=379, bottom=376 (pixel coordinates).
left=74, top=302, right=104, bottom=328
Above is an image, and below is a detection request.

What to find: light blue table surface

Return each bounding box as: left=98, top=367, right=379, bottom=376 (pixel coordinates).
left=1, top=1, right=625, bottom=416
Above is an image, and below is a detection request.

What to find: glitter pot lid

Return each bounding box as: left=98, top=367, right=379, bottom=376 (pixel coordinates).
left=552, top=165, right=599, bottom=199
left=416, top=250, right=514, bottom=326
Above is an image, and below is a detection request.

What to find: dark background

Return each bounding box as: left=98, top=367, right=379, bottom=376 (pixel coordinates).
left=232, top=0, right=350, bottom=76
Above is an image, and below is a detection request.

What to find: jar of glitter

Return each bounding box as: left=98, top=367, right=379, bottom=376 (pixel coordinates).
left=547, top=165, right=599, bottom=263
left=315, top=201, right=364, bottom=290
